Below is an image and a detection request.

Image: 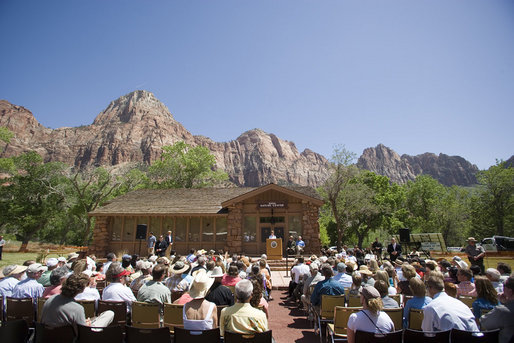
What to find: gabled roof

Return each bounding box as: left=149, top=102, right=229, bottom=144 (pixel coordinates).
left=89, top=184, right=323, bottom=217
left=221, top=183, right=323, bottom=207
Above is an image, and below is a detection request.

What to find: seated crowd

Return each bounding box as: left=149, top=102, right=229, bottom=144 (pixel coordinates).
left=0, top=249, right=273, bottom=339
left=286, top=245, right=514, bottom=343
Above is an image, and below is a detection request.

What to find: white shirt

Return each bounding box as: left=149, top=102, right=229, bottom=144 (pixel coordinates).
left=422, top=292, right=478, bottom=332
left=75, top=287, right=101, bottom=301
left=333, top=273, right=353, bottom=288
left=347, top=309, right=395, bottom=333
left=291, top=263, right=310, bottom=284
left=102, top=282, right=136, bottom=310
left=346, top=256, right=357, bottom=263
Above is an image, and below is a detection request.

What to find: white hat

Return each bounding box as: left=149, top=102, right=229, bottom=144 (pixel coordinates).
left=82, top=270, right=98, bottom=277
left=67, top=253, right=79, bottom=260
left=46, top=258, right=58, bottom=267
left=208, top=266, right=224, bottom=278
left=149, top=255, right=158, bottom=263
left=57, top=257, right=67, bottom=262
left=189, top=271, right=214, bottom=299
left=141, top=261, right=153, bottom=270
left=27, top=263, right=47, bottom=273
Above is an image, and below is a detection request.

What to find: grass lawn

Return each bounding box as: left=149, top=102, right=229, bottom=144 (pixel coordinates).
left=0, top=252, right=64, bottom=269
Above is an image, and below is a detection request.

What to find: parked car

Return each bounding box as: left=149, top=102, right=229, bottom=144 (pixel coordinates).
left=480, top=236, right=514, bottom=252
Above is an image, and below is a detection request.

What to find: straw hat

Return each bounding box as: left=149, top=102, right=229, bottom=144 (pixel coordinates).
left=2, top=265, right=28, bottom=278
left=170, top=261, right=189, bottom=275
left=358, top=265, right=373, bottom=276
left=467, top=237, right=477, bottom=242
left=189, top=271, right=214, bottom=299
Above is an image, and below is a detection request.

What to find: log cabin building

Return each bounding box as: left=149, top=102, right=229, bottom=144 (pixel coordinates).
left=89, top=183, right=323, bottom=257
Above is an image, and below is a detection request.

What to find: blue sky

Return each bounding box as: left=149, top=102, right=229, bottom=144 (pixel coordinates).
left=1, top=1, right=513, bottom=170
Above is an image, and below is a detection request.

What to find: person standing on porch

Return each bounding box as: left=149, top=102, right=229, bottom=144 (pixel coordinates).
left=268, top=230, right=276, bottom=239
left=165, top=230, right=173, bottom=257
left=296, top=236, right=305, bottom=255
left=148, top=232, right=156, bottom=256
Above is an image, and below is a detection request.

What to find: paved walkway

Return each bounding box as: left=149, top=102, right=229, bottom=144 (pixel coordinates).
left=268, top=289, right=319, bottom=343
left=270, top=270, right=291, bottom=290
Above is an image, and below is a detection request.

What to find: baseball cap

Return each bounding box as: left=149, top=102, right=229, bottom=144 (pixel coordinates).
left=27, top=263, right=47, bottom=273
left=46, top=258, right=59, bottom=267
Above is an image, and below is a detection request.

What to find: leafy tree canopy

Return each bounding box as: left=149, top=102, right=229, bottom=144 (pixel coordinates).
left=148, top=141, right=228, bottom=188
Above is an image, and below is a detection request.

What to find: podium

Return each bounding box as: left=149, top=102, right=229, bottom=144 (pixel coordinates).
left=266, top=238, right=283, bottom=260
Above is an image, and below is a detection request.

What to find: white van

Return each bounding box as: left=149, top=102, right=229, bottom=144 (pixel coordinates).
left=480, top=236, right=514, bottom=252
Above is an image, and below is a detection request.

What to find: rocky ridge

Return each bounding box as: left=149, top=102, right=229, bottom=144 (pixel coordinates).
left=1, top=91, right=490, bottom=187
left=0, top=91, right=330, bottom=187
left=357, top=144, right=480, bottom=186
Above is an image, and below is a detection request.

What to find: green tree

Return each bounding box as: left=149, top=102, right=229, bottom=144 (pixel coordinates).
left=65, top=166, right=148, bottom=245
left=404, top=175, right=446, bottom=233
left=0, top=151, right=67, bottom=251
left=148, top=141, right=228, bottom=188
left=318, top=145, right=359, bottom=250
left=434, top=186, right=471, bottom=246
left=0, top=127, right=15, bottom=172
left=470, top=161, right=514, bottom=237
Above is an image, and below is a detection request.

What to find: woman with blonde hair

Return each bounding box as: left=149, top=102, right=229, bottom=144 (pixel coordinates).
left=472, top=276, right=498, bottom=320
left=368, top=259, right=379, bottom=273
left=375, top=270, right=396, bottom=295
left=398, top=264, right=417, bottom=295
left=346, top=286, right=394, bottom=343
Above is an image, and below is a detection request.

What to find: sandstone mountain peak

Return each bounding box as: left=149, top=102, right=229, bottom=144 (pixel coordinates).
left=93, top=90, right=174, bottom=126
left=1, top=93, right=486, bottom=187
left=357, top=144, right=479, bottom=186
left=0, top=93, right=329, bottom=187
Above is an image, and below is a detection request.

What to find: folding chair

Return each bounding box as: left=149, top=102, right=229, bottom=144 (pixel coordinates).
left=347, top=295, right=361, bottom=307
left=224, top=330, right=272, bottom=343
left=37, top=297, right=48, bottom=322
left=131, top=301, right=160, bottom=328
left=408, top=308, right=424, bottom=330
left=125, top=325, right=171, bottom=343
left=355, top=329, right=403, bottom=343
left=317, top=295, right=346, bottom=343
left=326, top=306, right=362, bottom=343
left=97, top=300, right=127, bottom=327
left=34, top=322, right=76, bottom=343
left=458, top=296, right=476, bottom=308
left=217, top=305, right=228, bottom=327
left=403, top=328, right=451, bottom=343
left=170, top=291, right=184, bottom=303
left=389, top=294, right=401, bottom=307
left=96, top=280, right=106, bottom=297
left=6, top=297, right=34, bottom=325
left=173, top=327, right=220, bottom=343
left=0, top=319, right=29, bottom=343
left=0, top=296, right=4, bottom=321
left=76, top=300, right=96, bottom=319
left=403, top=295, right=413, bottom=307
left=450, top=328, right=500, bottom=343
left=162, top=303, right=183, bottom=334
left=77, top=324, right=124, bottom=343
left=383, top=308, right=403, bottom=330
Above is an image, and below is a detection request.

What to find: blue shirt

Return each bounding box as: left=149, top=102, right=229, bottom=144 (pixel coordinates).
left=297, top=240, right=305, bottom=248
left=11, top=277, right=44, bottom=299
left=403, top=296, right=432, bottom=328
left=310, top=277, right=345, bottom=306
left=0, top=277, right=19, bottom=297
left=472, top=297, right=497, bottom=319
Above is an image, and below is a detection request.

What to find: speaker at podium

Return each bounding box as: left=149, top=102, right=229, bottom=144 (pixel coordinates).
left=266, top=238, right=283, bottom=260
